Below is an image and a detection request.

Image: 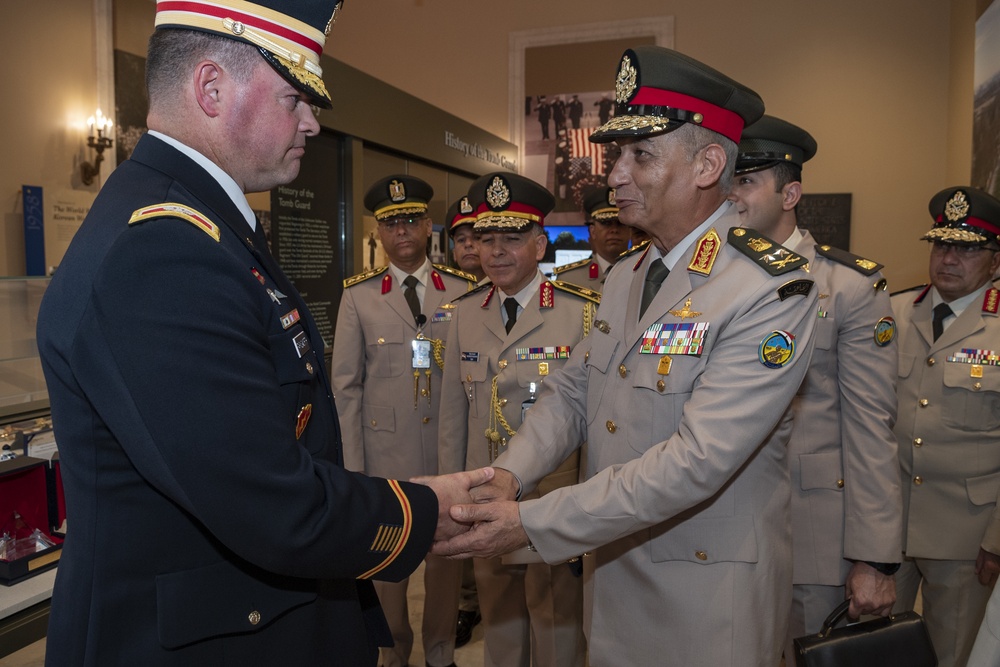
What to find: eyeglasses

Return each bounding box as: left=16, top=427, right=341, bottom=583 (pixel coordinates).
left=379, top=217, right=427, bottom=230
left=930, top=241, right=994, bottom=256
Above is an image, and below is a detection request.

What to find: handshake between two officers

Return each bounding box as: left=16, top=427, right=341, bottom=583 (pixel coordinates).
left=415, top=466, right=527, bottom=560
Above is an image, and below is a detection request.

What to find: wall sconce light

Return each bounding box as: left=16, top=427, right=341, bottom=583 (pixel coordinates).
left=81, top=109, right=114, bottom=186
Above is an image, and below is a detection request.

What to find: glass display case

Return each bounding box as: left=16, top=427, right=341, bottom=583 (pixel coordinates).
left=0, top=277, right=50, bottom=421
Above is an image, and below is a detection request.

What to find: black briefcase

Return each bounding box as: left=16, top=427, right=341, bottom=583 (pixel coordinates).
left=793, top=599, right=938, bottom=667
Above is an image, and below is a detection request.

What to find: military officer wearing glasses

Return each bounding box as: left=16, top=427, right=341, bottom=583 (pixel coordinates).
left=433, top=46, right=819, bottom=666
left=891, top=187, right=1000, bottom=667
left=553, top=187, right=631, bottom=291
left=439, top=172, right=598, bottom=667
left=729, top=115, right=902, bottom=663
left=333, top=175, right=477, bottom=667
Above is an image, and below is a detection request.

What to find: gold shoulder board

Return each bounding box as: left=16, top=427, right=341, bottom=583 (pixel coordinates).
left=451, top=280, right=493, bottom=302
left=432, top=263, right=478, bottom=285
left=128, top=203, right=220, bottom=242
left=728, top=228, right=807, bottom=276
left=553, top=257, right=592, bottom=273
left=343, top=266, right=388, bottom=288
left=618, top=238, right=651, bottom=260
left=551, top=280, right=601, bottom=304
left=814, top=244, right=884, bottom=276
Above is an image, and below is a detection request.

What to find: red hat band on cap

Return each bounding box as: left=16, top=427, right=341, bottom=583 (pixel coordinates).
left=934, top=214, right=1000, bottom=238
left=630, top=87, right=746, bottom=144
left=475, top=200, right=546, bottom=229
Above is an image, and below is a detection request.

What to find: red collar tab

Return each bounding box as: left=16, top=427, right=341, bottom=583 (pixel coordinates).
left=633, top=244, right=652, bottom=271
left=540, top=281, right=554, bottom=308
left=913, top=284, right=931, bottom=304
left=431, top=270, right=446, bottom=291
left=630, top=87, right=746, bottom=144
left=381, top=273, right=392, bottom=295
left=481, top=284, right=497, bottom=308
left=589, top=261, right=600, bottom=279
left=984, top=288, right=1000, bottom=315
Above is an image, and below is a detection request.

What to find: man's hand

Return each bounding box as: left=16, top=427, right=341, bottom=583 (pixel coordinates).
left=845, top=561, right=896, bottom=618
left=976, top=548, right=1000, bottom=586
left=431, top=500, right=529, bottom=559
left=469, top=466, right=519, bottom=504
left=412, top=467, right=495, bottom=541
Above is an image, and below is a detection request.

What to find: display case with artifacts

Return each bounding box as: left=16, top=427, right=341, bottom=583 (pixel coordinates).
left=0, top=455, right=62, bottom=585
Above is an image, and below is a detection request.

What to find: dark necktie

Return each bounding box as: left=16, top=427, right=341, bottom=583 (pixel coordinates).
left=403, top=275, right=421, bottom=323
left=932, top=302, right=953, bottom=341
left=639, top=260, right=670, bottom=318
left=504, top=297, right=519, bottom=334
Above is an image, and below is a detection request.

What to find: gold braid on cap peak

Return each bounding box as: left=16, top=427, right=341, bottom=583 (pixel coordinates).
left=222, top=17, right=322, bottom=77
left=595, top=115, right=672, bottom=135
left=921, top=227, right=989, bottom=245
left=474, top=210, right=542, bottom=230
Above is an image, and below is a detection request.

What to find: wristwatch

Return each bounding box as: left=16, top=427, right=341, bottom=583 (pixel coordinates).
left=863, top=561, right=901, bottom=576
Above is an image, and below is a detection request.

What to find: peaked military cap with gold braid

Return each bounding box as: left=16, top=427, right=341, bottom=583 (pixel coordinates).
left=447, top=196, right=477, bottom=230
left=154, top=0, right=344, bottom=109
left=583, top=187, right=620, bottom=223
left=922, top=186, right=1000, bottom=249
left=470, top=172, right=554, bottom=233
left=364, top=175, right=433, bottom=222
left=735, top=115, right=817, bottom=175
left=589, top=45, right=764, bottom=145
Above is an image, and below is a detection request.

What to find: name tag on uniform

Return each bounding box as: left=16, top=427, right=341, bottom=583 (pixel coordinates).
left=293, top=331, right=311, bottom=358
left=639, top=322, right=709, bottom=356
left=461, top=351, right=479, bottom=362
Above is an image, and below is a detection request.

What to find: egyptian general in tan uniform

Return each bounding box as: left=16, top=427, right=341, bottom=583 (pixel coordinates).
left=891, top=186, right=1000, bottom=667
left=730, top=115, right=902, bottom=664
left=439, top=172, right=598, bottom=667
left=332, top=175, right=476, bottom=667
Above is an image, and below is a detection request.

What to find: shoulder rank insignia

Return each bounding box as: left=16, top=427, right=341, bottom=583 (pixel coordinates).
left=687, top=228, right=721, bottom=276
left=343, top=266, right=388, bottom=289
left=553, top=257, right=592, bottom=274
left=451, top=281, right=493, bottom=303
left=128, top=203, right=220, bottom=242
left=551, top=280, right=601, bottom=304
left=814, top=244, right=884, bottom=276
left=728, top=228, right=808, bottom=276
left=620, top=238, right=651, bottom=261
left=432, top=263, right=478, bottom=285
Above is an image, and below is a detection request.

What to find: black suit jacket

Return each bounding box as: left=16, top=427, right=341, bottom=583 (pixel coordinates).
left=37, top=134, right=436, bottom=665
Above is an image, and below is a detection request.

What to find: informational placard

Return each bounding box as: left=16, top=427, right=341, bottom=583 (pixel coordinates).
left=270, top=132, right=345, bottom=345
left=798, top=194, right=852, bottom=249
left=22, top=186, right=45, bottom=276
left=44, top=190, right=93, bottom=273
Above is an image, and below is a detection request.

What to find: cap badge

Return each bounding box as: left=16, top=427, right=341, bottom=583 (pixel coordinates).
left=460, top=196, right=473, bottom=215
left=945, top=190, right=970, bottom=222
left=615, top=54, right=638, bottom=104
left=608, top=189, right=617, bottom=206
left=486, top=175, right=511, bottom=210
left=389, top=179, right=406, bottom=202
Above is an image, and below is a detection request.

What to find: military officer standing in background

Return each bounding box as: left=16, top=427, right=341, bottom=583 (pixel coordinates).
left=729, top=115, right=902, bottom=663
left=446, top=197, right=486, bottom=649
left=891, top=186, right=1000, bottom=667
left=333, top=175, right=477, bottom=667
left=439, top=172, right=596, bottom=667
left=433, top=46, right=820, bottom=666
left=448, top=195, right=485, bottom=282
left=553, top=187, right=630, bottom=291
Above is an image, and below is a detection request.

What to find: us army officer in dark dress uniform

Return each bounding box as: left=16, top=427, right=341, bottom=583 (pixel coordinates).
left=35, top=2, right=486, bottom=665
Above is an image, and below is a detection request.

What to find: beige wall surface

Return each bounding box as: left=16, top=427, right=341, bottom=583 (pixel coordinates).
left=0, top=0, right=986, bottom=291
